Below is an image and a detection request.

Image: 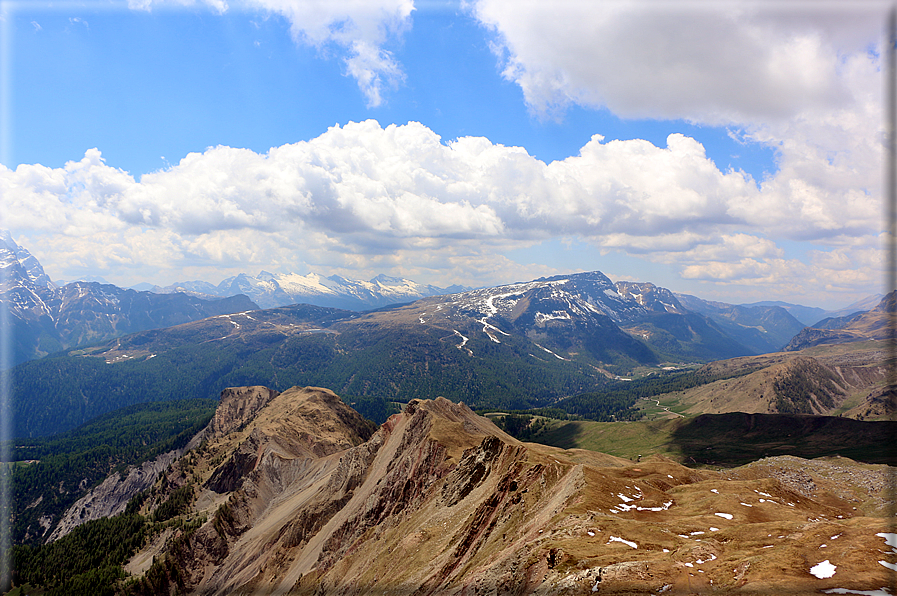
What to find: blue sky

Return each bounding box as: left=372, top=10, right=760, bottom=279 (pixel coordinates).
left=0, top=0, right=889, bottom=308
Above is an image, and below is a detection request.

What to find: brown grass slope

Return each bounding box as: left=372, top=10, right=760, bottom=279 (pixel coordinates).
left=660, top=341, right=891, bottom=420
left=785, top=291, right=896, bottom=351
left=125, top=387, right=895, bottom=595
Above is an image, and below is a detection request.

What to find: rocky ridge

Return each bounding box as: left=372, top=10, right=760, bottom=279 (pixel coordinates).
left=120, top=385, right=895, bottom=595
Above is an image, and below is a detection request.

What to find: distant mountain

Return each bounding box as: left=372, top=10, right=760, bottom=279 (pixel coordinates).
left=155, top=270, right=470, bottom=310
left=0, top=232, right=259, bottom=366
left=810, top=311, right=867, bottom=330
left=819, top=293, right=885, bottom=321
left=676, top=294, right=806, bottom=354
left=784, top=291, right=896, bottom=351
left=737, top=300, right=827, bottom=327
left=742, top=294, right=884, bottom=327
left=12, top=271, right=762, bottom=438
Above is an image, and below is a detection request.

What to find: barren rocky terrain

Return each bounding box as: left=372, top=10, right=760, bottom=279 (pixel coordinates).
left=110, top=385, right=895, bottom=595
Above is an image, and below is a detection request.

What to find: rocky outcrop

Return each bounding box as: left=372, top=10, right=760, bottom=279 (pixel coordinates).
left=204, top=386, right=279, bottom=439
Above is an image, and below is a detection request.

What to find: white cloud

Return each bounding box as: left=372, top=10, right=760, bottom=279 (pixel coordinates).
left=1, top=120, right=885, bottom=300
left=128, top=0, right=228, bottom=14
left=470, top=0, right=883, bottom=123
left=460, top=0, right=886, bottom=302
left=468, top=2, right=885, bottom=238
left=242, top=0, right=414, bottom=106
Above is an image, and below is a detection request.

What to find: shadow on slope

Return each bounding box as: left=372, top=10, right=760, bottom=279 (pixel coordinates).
left=669, top=412, right=897, bottom=467
left=527, top=412, right=897, bottom=468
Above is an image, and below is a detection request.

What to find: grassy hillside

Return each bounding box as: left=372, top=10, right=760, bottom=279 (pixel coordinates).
left=512, top=412, right=897, bottom=467
left=635, top=341, right=891, bottom=420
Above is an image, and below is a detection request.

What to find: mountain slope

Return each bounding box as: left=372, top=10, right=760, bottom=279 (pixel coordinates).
left=644, top=341, right=891, bottom=420
left=98, top=388, right=895, bottom=596
left=676, top=293, right=806, bottom=354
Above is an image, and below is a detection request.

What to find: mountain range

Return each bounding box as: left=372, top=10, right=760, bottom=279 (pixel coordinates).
left=784, top=291, right=897, bottom=351
left=4, top=230, right=892, bottom=440
left=12, top=269, right=894, bottom=440
left=2, top=230, right=878, bottom=370
left=152, top=271, right=470, bottom=310
left=0, top=232, right=257, bottom=366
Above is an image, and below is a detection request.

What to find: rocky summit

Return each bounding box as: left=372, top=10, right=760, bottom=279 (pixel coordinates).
left=110, top=385, right=894, bottom=595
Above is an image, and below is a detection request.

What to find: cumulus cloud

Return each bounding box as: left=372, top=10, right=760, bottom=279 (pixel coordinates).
left=468, top=3, right=885, bottom=236
left=1, top=120, right=885, bottom=300
left=457, top=0, right=886, bottom=302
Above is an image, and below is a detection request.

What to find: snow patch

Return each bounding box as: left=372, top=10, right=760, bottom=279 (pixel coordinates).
left=810, top=560, right=837, bottom=579
left=453, top=330, right=470, bottom=354
left=534, top=343, right=568, bottom=360
left=607, top=536, right=638, bottom=549
left=714, top=512, right=733, bottom=520
left=535, top=310, right=572, bottom=324
left=876, top=533, right=897, bottom=548
left=823, top=589, right=893, bottom=596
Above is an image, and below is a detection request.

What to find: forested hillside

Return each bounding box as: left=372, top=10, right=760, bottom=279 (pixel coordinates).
left=12, top=325, right=608, bottom=438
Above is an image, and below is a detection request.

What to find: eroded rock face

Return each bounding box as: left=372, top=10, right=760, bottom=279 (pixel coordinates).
left=48, top=449, right=181, bottom=542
